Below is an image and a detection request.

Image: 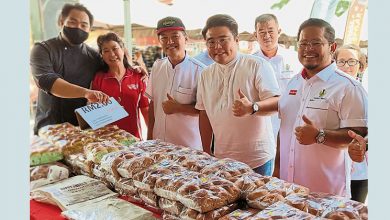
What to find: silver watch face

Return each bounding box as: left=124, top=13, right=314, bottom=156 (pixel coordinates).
left=253, top=103, right=259, bottom=112
left=317, top=135, right=325, bottom=143
left=316, top=130, right=325, bottom=144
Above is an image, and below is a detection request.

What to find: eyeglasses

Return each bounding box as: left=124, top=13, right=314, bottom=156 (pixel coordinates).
left=159, top=34, right=181, bottom=43
left=297, top=41, right=327, bottom=49
left=206, top=36, right=232, bottom=48
left=336, top=59, right=360, bottom=67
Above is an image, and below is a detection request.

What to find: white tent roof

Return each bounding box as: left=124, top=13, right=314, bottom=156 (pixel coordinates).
left=80, top=0, right=367, bottom=40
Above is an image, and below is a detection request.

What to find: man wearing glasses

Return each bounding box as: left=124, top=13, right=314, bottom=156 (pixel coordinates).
left=196, top=14, right=280, bottom=175
left=277, top=18, right=368, bottom=197
left=145, top=17, right=205, bottom=150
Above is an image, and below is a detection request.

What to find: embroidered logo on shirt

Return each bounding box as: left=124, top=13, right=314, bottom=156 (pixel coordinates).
left=289, top=89, right=297, bottom=95
left=319, top=89, right=326, bottom=97
left=127, top=84, right=139, bottom=90
left=285, top=64, right=291, bottom=71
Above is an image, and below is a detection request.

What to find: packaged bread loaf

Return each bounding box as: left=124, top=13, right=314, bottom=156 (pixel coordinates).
left=159, top=198, right=185, bottom=216
left=257, top=177, right=309, bottom=197
left=309, top=192, right=368, bottom=219
left=138, top=189, right=159, bottom=208
left=200, top=158, right=254, bottom=181
left=180, top=154, right=219, bottom=172
left=133, top=160, right=184, bottom=192
left=58, top=134, right=97, bottom=156
left=154, top=170, right=204, bottom=201
left=246, top=188, right=285, bottom=210
left=84, top=140, right=127, bottom=164
left=178, top=203, right=238, bottom=220
left=114, top=178, right=139, bottom=198
left=30, top=162, right=70, bottom=190
left=232, top=172, right=270, bottom=199
left=116, top=155, right=155, bottom=178
left=176, top=175, right=241, bottom=213
left=30, top=136, right=63, bottom=166
left=63, top=153, right=94, bottom=176
left=218, top=208, right=259, bottom=220
left=248, top=201, right=316, bottom=220
left=83, top=125, right=139, bottom=146
left=38, top=122, right=77, bottom=140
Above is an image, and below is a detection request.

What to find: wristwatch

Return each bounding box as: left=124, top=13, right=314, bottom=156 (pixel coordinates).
left=251, top=102, right=259, bottom=115
left=316, top=129, right=326, bottom=144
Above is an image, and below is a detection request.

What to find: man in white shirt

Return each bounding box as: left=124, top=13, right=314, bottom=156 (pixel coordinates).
left=196, top=14, right=280, bottom=175
left=146, top=17, right=205, bottom=150
left=252, top=15, right=302, bottom=176
left=278, top=18, right=368, bottom=197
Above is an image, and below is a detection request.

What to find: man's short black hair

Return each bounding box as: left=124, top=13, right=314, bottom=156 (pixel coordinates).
left=202, top=14, right=238, bottom=40
left=297, top=18, right=335, bottom=43
left=58, top=3, right=94, bottom=28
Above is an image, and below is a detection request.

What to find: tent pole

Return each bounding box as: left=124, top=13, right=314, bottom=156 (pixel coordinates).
left=123, top=0, right=132, bottom=62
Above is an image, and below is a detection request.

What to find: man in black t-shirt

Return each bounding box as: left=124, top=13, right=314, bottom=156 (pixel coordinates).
left=30, top=3, right=109, bottom=134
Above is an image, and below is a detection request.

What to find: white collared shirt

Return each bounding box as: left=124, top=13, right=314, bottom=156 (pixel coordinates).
left=253, top=45, right=302, bottom=140
left=146, top=54, right=205, bottom=150
left=196, top=53, right=280, bottom=168
left=278, top=63, right=368, bottom=197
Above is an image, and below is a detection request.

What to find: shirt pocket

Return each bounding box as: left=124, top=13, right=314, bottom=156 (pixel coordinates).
left=175, top=86, right=194, bottom=104
left=305, top=100, right=329, bottom=128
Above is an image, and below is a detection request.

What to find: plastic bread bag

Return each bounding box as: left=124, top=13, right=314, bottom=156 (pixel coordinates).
left=38, top=122, right=77, bottom=140
left=131, top=140, right=185, bottom=157
left=102, top=148, right=148, bottom=180
left=63, top=153, right=94, bottom=176
left=259, top=177, right=310, bottom=197
left=57, top=134, right=97, bottom=157
left=84, top=140, right=127, bottom=164
left=159, top=198, right=185, bottom=216
left=116, top=155, right=155, bottom=178
left=231, top=172, right=268, bottom=199
left=162, top=211, right=181, bottom=220
left=30, top=136, right=63, bottom=166
left=248, top=201, right=316, bottom=219
left=30, top=162, right=70, bottom=190
left=218, top=208, right=259, bottom=220
left=154, top=170, right=204, bottom=201
left=246, top=188, right=285, bottom=210
left=313, top=193, right=368, bottom=220
left=133, top=160, right=185, bottom=192
left=179, top=203, right=238, bottom=220
left=115, top=178, right=139, bottom=196
left=83, top=125, right=139, bottom=146
left=180, top=154, right=219, bottom=172
left=200, top=158, right=254, bottom=181
left=176, top=175, right=241, bottom=213
left=61, top=197, right=156, bottom=220
left=138, top=189, right=160, bottom=208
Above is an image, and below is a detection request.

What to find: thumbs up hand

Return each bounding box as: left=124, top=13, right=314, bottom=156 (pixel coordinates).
left=162, top=93, right=178, bottom=115
left=294, top=115, right=319, bottom=145
left=232, top=89, right=252, bottom=117
left=347, top=130, right=367, bottom=162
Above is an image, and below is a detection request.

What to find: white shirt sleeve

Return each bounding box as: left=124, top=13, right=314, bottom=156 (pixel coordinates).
left=255, top=59, right=281, bottom=100
left=195, top=71, right=205, bottom=111
left=145, top=65, right=154, bottom=100
left=339, top=83, right=368, bottom=128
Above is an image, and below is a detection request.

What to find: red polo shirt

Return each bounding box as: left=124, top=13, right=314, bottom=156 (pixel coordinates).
left=92, top=68, right=149, bottom=138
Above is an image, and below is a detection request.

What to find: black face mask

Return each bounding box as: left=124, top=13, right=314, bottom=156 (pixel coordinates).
left=63, top=26, right=89, bottom=45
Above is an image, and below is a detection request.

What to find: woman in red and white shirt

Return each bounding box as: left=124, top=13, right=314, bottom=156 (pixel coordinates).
left=92, top=32, right=149, bottom=139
